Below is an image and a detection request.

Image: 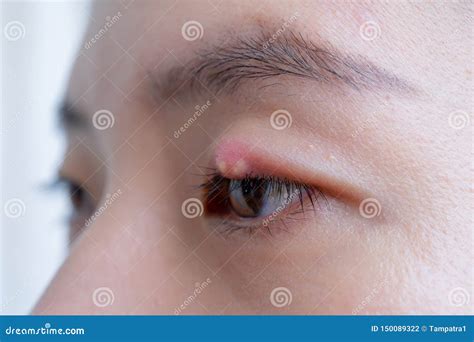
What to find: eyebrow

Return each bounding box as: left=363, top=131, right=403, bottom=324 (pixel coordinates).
left=61, top=29, right=420, bottom=130
left=158, top=29, right=418, bottom=100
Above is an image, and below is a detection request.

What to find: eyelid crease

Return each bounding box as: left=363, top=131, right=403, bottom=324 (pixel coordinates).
left=211, top=139, right=373, bottom=207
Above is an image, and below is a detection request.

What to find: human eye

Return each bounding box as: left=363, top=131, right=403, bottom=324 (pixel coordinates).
left=52, top=174, right=96, bottom=234
left=200, top=171, right=325, bottom=235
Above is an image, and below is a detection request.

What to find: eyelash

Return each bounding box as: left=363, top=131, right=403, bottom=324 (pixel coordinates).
left=199, top=169, right=325, bottom=235
left=48, top=176, right=92, bottom=214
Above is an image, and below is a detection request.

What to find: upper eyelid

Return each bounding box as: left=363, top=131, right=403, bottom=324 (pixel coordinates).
left=45, top=174, right=80, bottom=190
left=211, top=138, right=372, bottom=206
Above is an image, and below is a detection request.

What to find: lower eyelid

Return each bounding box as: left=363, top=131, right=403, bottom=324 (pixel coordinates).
left=212, top=205, right=316, bottom=237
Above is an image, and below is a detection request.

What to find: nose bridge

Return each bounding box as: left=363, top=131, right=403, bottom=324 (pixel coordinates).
left=33, top=193, right=187, bottom=314
left=82, top=191, right=180, bottom=268
left=80, top=200, right=218, bottom=314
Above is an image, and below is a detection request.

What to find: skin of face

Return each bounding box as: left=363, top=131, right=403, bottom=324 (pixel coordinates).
left=33, top=0, right=472, bottom=314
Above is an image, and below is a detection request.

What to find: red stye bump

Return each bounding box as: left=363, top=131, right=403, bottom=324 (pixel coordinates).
left=215, top=140, right=256, bottom=178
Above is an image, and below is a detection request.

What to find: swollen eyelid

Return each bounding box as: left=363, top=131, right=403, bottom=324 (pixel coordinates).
left=214, top=140, right=256, bottom=179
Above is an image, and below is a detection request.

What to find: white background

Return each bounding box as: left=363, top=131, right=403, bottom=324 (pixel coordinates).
left=1, top=0, right=89, bottom=314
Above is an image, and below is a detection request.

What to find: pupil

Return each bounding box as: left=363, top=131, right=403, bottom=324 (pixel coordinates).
left=241, top=179, right=267, bottom=215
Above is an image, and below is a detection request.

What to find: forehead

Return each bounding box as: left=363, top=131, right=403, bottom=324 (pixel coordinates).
left=66, top=0, right=460, bottom=120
